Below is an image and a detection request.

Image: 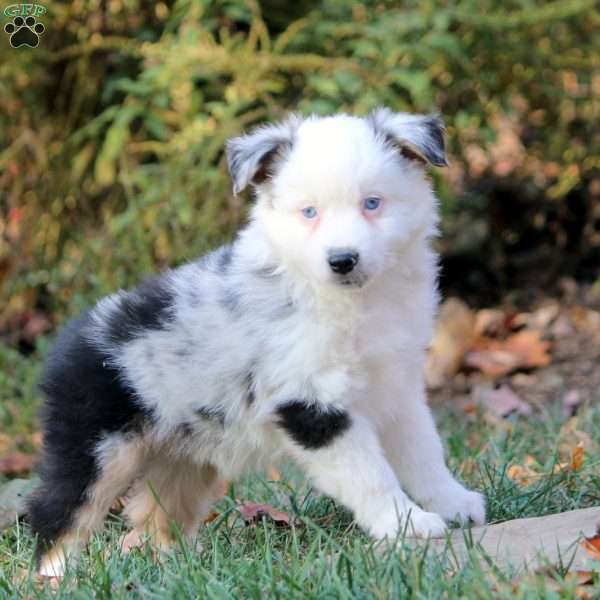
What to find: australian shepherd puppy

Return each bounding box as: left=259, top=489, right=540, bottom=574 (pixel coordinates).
left=29, top=109, right=485, bottom=576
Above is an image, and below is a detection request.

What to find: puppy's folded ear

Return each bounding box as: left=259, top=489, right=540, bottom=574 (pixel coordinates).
left=226, top=115, right=302, bottom=194
left=366, top=108, right=448, bottom=167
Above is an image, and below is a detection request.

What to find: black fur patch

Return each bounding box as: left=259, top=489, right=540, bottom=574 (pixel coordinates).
left=276, top=400, right=351, bottom=450
left=105, top=275, right=175, bottom=344
left=28, top=311, right=153, bottom=555
left=423, top=115, right=447, bottom=165
left=195, top=405, right=226, bottom=427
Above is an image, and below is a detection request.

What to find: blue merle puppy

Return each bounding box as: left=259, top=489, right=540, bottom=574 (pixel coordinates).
left=29, top=109, right=485, bottom=576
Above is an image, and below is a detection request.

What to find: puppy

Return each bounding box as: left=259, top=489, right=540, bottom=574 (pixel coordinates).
left=28, top=109, right=485, bottom=576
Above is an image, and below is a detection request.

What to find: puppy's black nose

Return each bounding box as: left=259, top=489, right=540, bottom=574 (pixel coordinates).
left=328, top=251, right=359, bottom=275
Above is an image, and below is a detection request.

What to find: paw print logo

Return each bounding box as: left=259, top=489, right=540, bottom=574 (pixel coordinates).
left=4, top=15, right=45, bottom=48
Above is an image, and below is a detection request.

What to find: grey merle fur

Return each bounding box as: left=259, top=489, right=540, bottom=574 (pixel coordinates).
left=366, top=109, right=447, bottom=167
left=105, top=276, right=175, bottom=344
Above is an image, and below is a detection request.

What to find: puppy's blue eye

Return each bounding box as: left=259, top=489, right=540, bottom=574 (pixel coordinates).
left=363, top=196, right=381, bottom=211
left=302, top=206, right=318, bottom=219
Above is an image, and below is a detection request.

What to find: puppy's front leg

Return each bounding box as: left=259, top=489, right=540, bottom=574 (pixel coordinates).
left=380, top=377, right=486, bottom=526
left=275, top=402, right=447, bottom=539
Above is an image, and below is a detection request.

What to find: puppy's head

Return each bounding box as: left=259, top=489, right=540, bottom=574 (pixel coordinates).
left=227, top=109, right=447, bottom=288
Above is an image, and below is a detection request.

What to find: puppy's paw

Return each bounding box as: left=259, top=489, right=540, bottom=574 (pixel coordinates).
left=424, top=483, right=486, bottom=526
left=370, top=506, right=447, bottom=540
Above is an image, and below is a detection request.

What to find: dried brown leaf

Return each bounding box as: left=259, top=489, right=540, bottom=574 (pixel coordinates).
left=472, top=384, right=532, bottom=418
left=465, top=330, right=551, bottom=377
left=570, top=442, right=585, bottom=472
left=203, top=511, right=220, bottom=525
left=474, top=308, right=507, bottom=337
left=425, top=298, right=476, bottom=388
left=581, top=526, right=600, bottom=560
left=0, top=452, right=37, bottom=476
left=238, top=501, right=292, bottom=527
left=507, top=456, right=541, bottom=487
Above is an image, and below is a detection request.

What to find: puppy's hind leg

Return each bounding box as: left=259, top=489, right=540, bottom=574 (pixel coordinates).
left=122, top=458, right=221, bottom=553
left=28, top=434, right=144, bottom=577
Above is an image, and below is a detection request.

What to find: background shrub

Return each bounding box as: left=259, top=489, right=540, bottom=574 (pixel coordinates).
left=1, top=0, right=598, bottom=338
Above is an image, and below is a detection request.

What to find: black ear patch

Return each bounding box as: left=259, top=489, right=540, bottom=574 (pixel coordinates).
left=367, top=108, right=448, bottom=167
left=226, top=115, right=302, bottom=194
left=276, top=400, right=351, bottom=450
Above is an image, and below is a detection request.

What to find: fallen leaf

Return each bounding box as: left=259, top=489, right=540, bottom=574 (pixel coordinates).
left=569, top=570, right=596, bottom=586
left=203, top=511, right=220, bottom=525
left=507, top=456, right=541, bottom=487
left=581, top=525, right=600, bottom=560
left=465, top=330, right=551, bottom=377
left=559, top=418, right=599, bottom=463
left=472, top=384, right=532, bottom=418
left=474, top=308, right=507, bottom=337
left=511, top=303, right=560, bottom=331
left=0, top=452, right=37, bottom=476
left=238, top=502, right=292, bottom=527
left=570, top=442, right=585, bottom=472
left=425, top=298, right=476, bottom=388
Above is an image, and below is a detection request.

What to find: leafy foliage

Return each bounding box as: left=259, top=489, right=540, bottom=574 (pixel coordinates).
left=1, top=0, right=598, bottom=327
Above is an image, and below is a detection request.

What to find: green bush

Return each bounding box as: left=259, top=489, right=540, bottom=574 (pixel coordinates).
left=1, top=0, right=598, bottom=330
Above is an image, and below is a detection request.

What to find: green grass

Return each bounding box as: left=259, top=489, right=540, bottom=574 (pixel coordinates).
left=1, top=341, right=599, bottom=598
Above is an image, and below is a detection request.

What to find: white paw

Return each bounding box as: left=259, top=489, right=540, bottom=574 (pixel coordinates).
left=423, top=483, right=486, bottom=526
left=38, top=548, right=67, bottom=578
left=369, top=505, right=447, bottom=540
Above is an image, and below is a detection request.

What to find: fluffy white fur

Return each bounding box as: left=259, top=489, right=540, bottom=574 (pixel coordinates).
left=35, top=110, right=485, bottom=576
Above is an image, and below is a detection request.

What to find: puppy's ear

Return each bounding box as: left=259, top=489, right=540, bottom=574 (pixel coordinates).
left=366, top=108, right=448, bottom=167
left=226, top=115, right=302, bottom=194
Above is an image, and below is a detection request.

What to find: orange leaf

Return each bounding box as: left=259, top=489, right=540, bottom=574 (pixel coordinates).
left=507, top=461, right=541, bottom=487
left=465, top=330, right=551, bottom=377
left=581, top=526, right=600, bottom=560
left=570, top=442, right=585, bottom=472
left=203, top=511, right=220, bottom=525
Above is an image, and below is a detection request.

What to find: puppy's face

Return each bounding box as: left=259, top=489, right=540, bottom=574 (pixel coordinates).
left=227, top=110, right=447, bottom=288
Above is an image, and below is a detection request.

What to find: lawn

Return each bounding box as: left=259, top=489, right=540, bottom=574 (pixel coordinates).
left=1, top=341, right=599, bottom=598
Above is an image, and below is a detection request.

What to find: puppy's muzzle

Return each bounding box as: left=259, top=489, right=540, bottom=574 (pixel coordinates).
left=328, top=250, right=359, bottom=275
